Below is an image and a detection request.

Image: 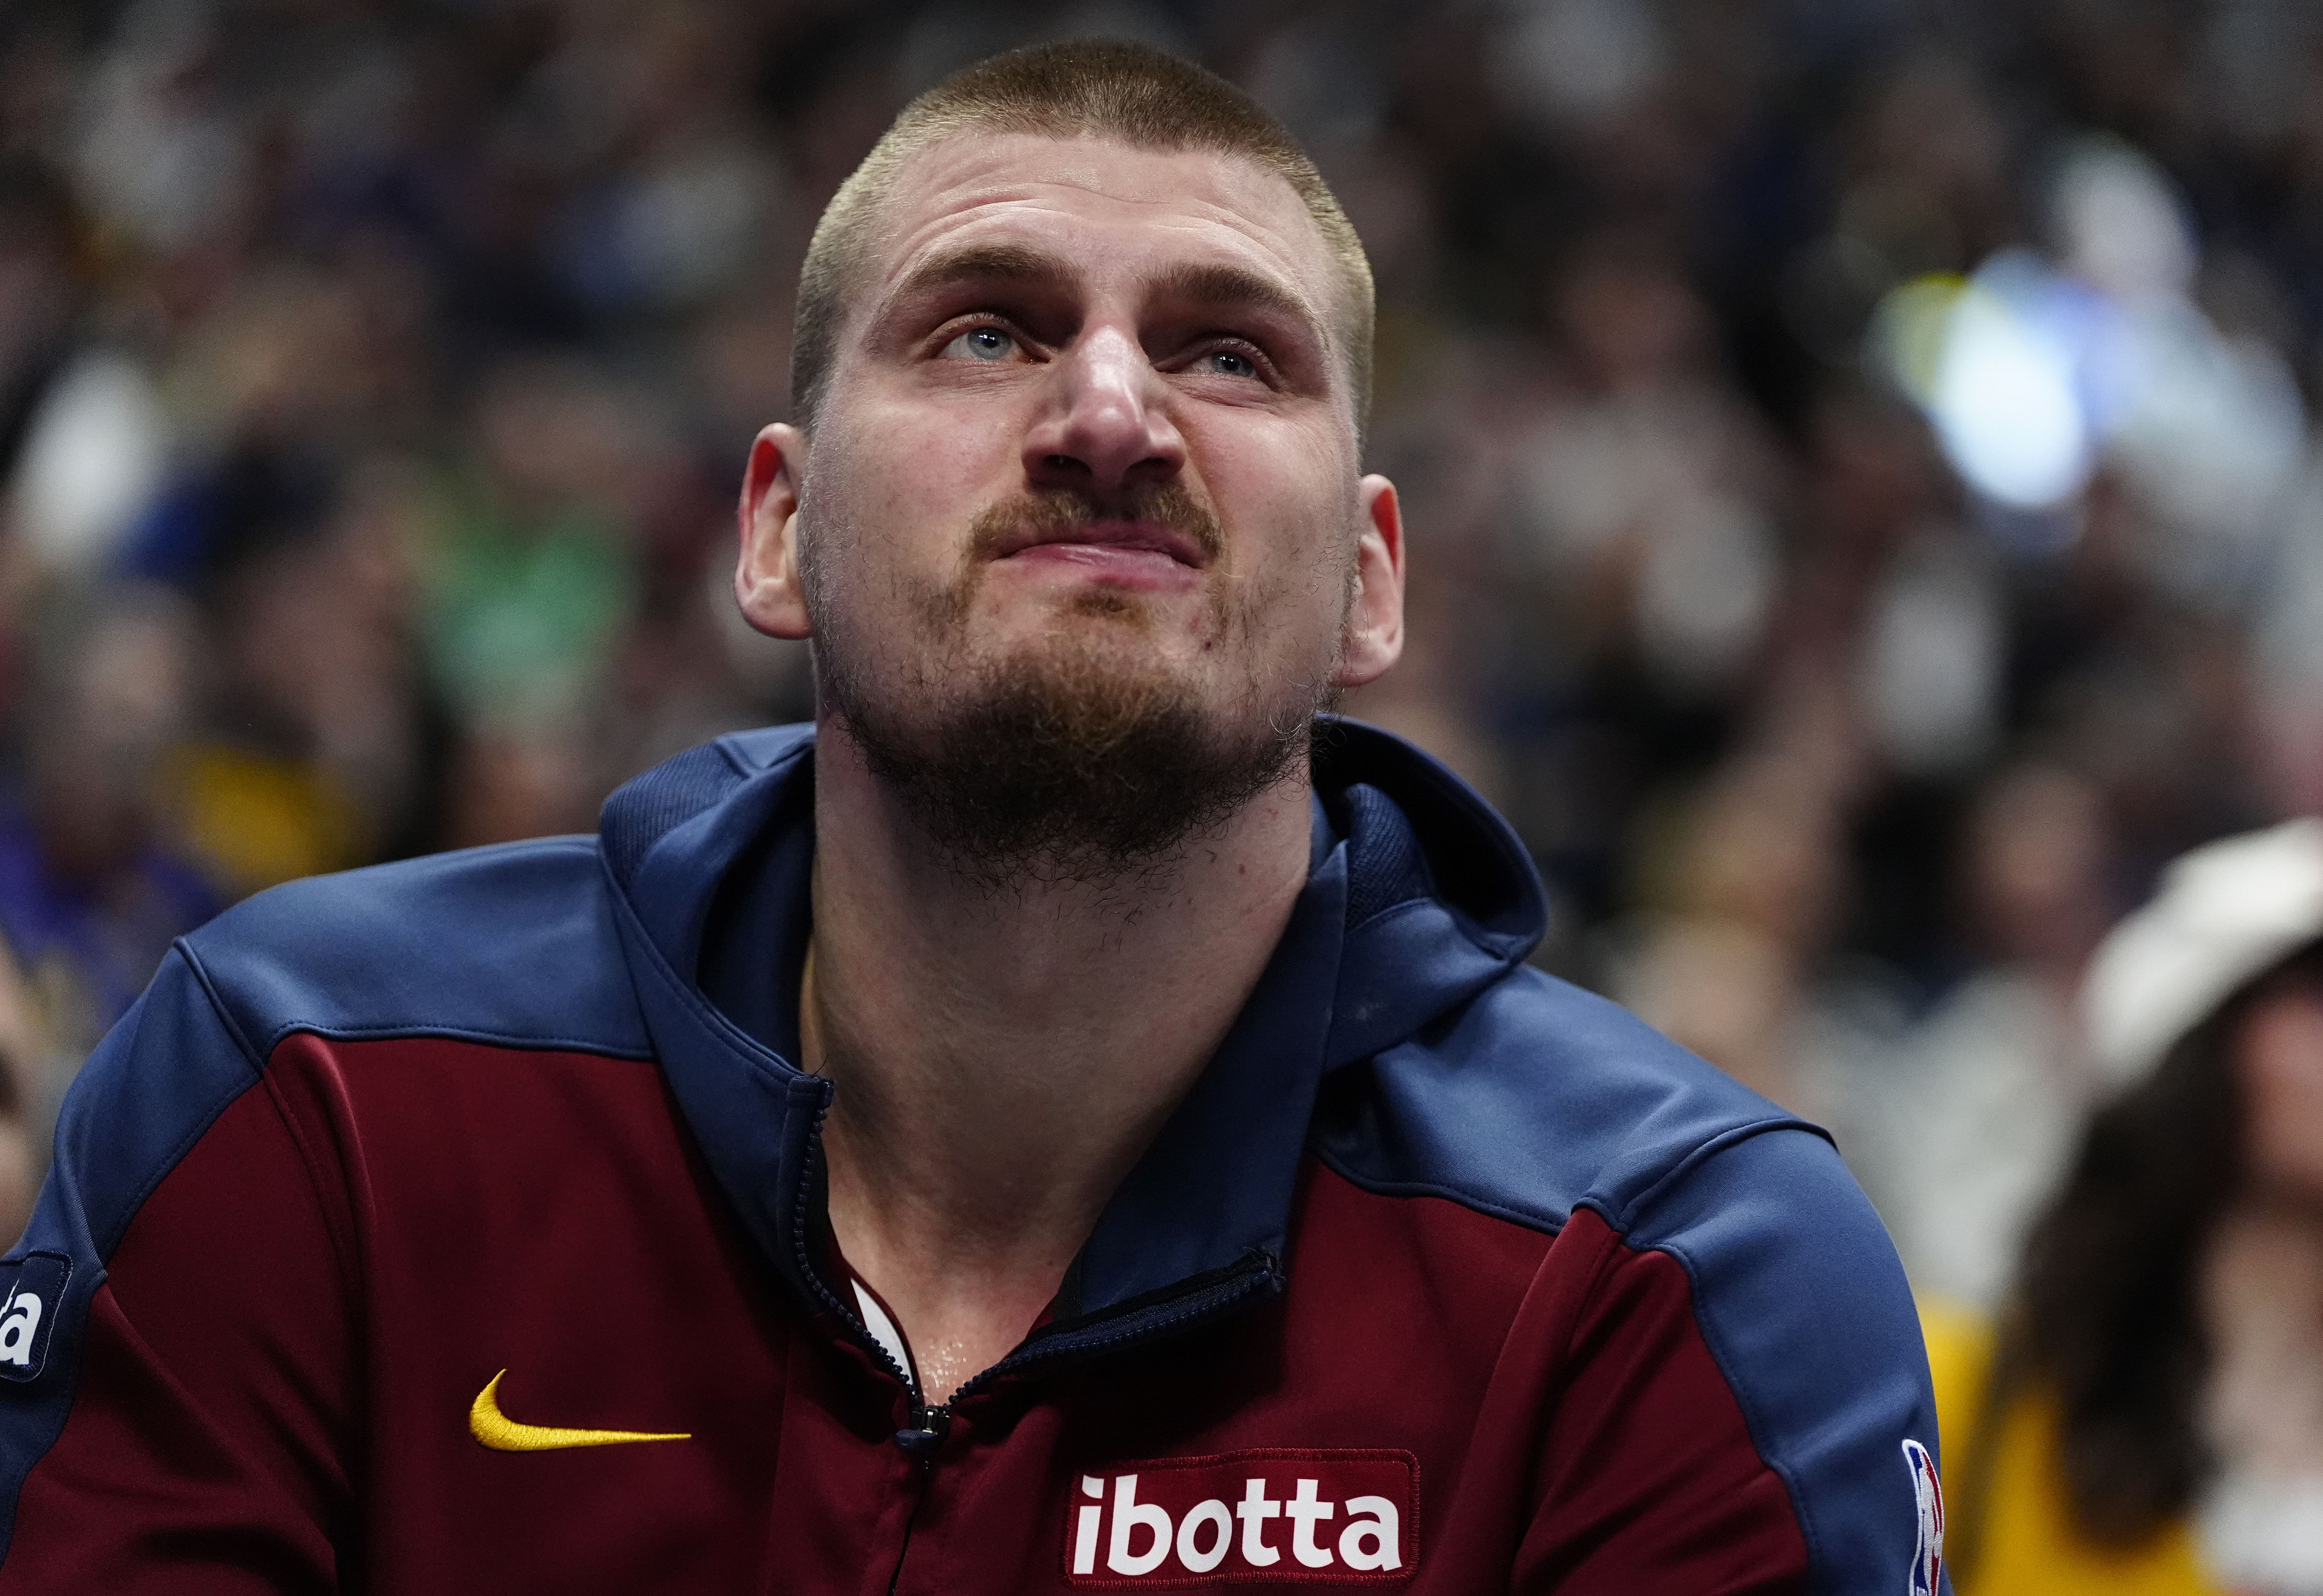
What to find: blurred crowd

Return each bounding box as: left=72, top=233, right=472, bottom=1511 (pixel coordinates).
left=1, top=0, right=2321, bottom=1333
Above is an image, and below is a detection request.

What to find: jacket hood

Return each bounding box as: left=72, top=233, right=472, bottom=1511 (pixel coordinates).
left=1308, top=717, right=1545, bottom=1068
left=593, top=717, right=1547, bottom=1378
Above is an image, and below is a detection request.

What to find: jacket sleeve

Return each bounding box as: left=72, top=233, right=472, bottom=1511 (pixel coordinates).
left=0, top=946, right=355, bottom=1592
left=1516, top=1125, right=1949, bottom=1596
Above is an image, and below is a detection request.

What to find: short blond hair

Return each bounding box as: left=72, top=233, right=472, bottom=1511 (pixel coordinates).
left=791, top=40, right=1373, bottom=435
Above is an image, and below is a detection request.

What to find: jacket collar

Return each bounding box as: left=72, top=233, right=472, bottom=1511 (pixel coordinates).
left=597, top=718, right=1545, bottom=1358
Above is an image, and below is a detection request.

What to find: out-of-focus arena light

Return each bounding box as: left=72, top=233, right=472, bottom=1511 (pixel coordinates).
left=1929, top=265, right=2091, bottom=508
left=1873, top=257, right=2094, bottom=510
left=1868, top=138, right=2305, bottom=543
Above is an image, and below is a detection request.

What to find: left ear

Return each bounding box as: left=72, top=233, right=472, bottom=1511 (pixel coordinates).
left=1334, top=473, right=1405, bottom=688
left=736, top=423, right=812, bottom=640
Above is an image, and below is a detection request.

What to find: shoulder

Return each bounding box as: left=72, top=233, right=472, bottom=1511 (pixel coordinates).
left=1318, top=963, right=1943, bottom=1593
left=1314, top=962, right=1831, bottom=1233
left=179, top=836, right=649, bottom=1062
left=20, top=837, right=652, bottom=1309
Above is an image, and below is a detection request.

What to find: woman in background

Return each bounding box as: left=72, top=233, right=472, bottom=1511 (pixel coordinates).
left=1934, top=819, right=2323, bottom=1595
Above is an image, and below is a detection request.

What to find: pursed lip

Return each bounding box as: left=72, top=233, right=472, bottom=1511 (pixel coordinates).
left=988, top=519, right=1210, bottom=569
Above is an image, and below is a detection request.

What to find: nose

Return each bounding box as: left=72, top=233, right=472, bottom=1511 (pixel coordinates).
left=1021, top=324, right=1185, bottom=496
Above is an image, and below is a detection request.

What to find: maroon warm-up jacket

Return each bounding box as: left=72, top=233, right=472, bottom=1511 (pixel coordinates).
left=0, top=720, right=1946, bottom=1592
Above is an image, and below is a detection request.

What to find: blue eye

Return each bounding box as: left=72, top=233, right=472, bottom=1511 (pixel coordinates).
left=944, top=327, right=1017, bottom=361
left=1205, top=349, right=1259, bottom=378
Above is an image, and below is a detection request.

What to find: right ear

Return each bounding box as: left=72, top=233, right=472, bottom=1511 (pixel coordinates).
left=736, top=423, right=812, bottom=640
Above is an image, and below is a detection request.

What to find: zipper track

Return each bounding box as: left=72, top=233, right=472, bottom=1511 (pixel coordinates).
left=882, top=1461, right=935, bottom=1596
left=786, top=1095, right=922, bottom=1397
left=789, top=1098, right=943, bottom=1596
left=788, top=1097, right=1281, bottom=1596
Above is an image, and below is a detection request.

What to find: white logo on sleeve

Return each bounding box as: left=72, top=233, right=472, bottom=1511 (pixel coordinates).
left=1064, top=1451, right=1415, bottom=1585
left=0, top=1285, right=43, bottom=1367
left=0, top=1253, right=69, bottom=1382
left=1903, top=1438, right=1945, bottom=1596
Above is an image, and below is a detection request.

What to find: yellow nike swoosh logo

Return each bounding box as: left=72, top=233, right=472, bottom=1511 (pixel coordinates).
left=468, top=1370, right=691, bottom=1452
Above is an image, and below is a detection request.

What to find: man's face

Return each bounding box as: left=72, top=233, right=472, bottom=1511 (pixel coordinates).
left=740, top=131, right=1402, bottom=877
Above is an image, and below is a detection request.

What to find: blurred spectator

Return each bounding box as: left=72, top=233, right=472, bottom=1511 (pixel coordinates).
left=1613, top=751, right=1844, bottom=1117
left=1932, top=821, right=2323, bottom=1595
left=1877, top=761, right=2112, bottom=1309
left=0, top=591, right=216, bottom=1128
left=1511, top=229, right=1785, bottom=709
left=420, top=357, right=637, bottom=730
left=418, top=355, right=639, bottom=843
left=169, top=456, right=436, bottom=892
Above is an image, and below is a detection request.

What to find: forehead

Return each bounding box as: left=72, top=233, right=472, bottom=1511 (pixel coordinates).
left=865, top=130, right=1343, bottom=321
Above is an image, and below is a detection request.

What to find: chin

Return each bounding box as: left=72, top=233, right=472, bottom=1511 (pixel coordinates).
left=828, top=611, right=1318, bottom=886
left=982, top=622, right=1194, bottom=721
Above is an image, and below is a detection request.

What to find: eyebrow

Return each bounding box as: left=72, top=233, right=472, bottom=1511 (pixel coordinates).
left=1144, top=260, right=1322, bottom=342
left=884, top=242, right=1077, bottom=311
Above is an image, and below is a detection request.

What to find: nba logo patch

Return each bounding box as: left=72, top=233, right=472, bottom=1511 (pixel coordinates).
left=1902, top=1438, right=1943, bottom=1595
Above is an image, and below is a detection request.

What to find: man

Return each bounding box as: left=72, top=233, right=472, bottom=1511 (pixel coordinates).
left=0, top=42, right=1940, bottom=1594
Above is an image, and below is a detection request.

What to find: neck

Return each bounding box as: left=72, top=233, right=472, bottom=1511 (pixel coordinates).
left=800, top=719, right=1314, bottom=1401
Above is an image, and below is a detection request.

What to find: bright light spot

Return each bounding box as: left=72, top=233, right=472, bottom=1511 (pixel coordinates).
left=1865, top=138, right=2305, bottom=546
left=1928, top=286, right=2090, bottom=509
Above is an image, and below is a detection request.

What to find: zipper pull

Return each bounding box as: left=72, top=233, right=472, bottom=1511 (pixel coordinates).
left=893, top=1403, right=950, bottom=1462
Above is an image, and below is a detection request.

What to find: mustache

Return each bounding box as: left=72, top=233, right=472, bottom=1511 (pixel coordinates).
left=965, top=483, right=1225, bottom=564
